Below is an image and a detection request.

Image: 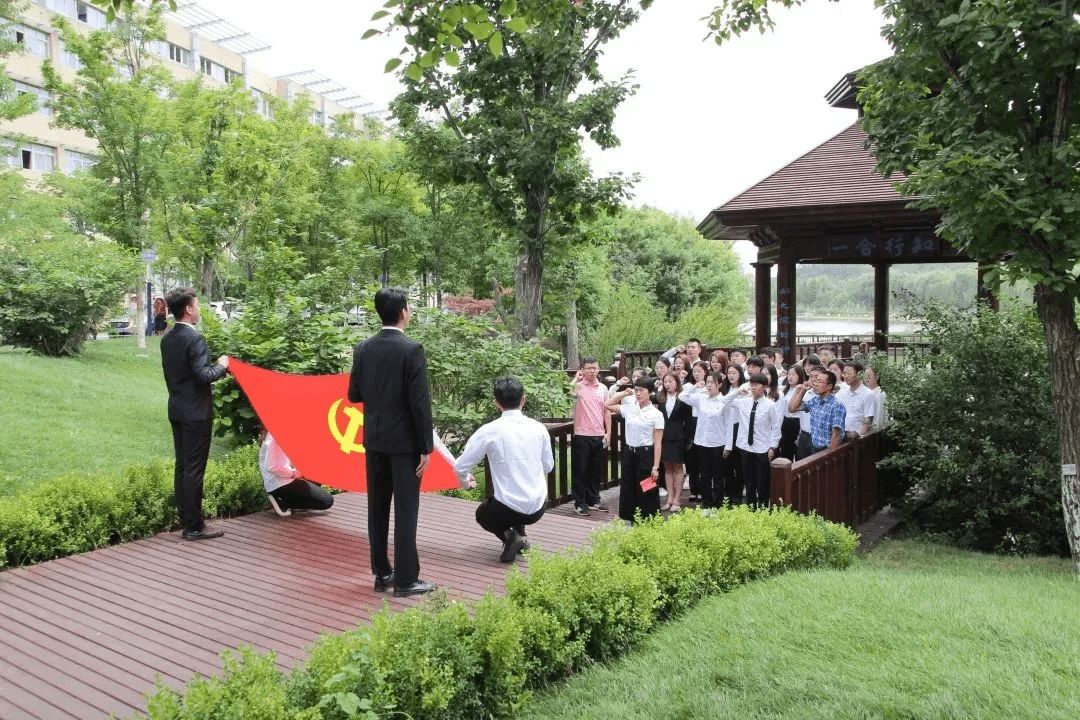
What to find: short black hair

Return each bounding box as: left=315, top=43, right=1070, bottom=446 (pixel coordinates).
left=822, top=370, right=837, bottom=389
left=374, top=287, right=409, bottom=325
left=746, top=355, right=766, bottom=369
left=580, top=356, right=598, bottom=367
left=687, top=338, right=702, bottom=347
left=748, top=372, right=769, bottom=386
left=165, top=288, right=197, bottom=320
left=844, top=359, right=865, bottom=373
left=494, top=375, right=525, bottom=409
left=634, top=377, right=655, bottom=391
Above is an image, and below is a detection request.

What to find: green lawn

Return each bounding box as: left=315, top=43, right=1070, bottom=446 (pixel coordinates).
left=520, top=539, right=1078, bottom=720
left=0, top=337, right=235, bottom=492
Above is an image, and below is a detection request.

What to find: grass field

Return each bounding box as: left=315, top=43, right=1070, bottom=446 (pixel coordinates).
left=520, top=539, right=1078, bottom=720
left=0, top=338, right=236, bottom=492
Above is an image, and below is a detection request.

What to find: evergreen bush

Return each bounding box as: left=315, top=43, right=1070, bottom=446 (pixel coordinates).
left=880, top=299, right=1067, bottom=555
left=0, top=445, right=265, bottom=568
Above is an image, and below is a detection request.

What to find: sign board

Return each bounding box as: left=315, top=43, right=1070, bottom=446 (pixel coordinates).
left=141, top=250, right=157, bottom=262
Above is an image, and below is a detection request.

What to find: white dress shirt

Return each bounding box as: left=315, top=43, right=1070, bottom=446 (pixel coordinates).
left=730, top=394, right=782, bottom=454
left=620, top=402, right=665, bottom=447
left=454, top=409, right=554, bottom=515
left=679, top=386, right=737, bottom=448
left=835, top=383, right=876, bottom=433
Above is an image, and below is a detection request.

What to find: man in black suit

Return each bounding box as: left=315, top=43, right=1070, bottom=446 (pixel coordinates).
left=348, top=288, right=436, bottom=597
left=161, top=288, right=230, bottom=540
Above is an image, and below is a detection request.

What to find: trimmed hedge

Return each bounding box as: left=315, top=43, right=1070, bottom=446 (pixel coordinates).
left=130, top=506, right=857, bottom=720
left=0, top=444, right=264, bottom=568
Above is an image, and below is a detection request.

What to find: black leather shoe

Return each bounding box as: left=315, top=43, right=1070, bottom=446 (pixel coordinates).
left=500, top=530, right=526, bottom=563
left=181, top=525, right=224, bottom=541
left=393, top=580, right=437, bottom=597
left=373, top=572, right=394, bottom=593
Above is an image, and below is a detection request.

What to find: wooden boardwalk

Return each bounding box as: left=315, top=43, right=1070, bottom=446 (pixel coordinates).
left=0, top=492, right=607, bottom=720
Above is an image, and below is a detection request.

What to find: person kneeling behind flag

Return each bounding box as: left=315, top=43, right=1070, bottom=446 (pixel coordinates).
left=454, top=375, right=553, bottom=562
left=259, top=428, right=334, bottom=516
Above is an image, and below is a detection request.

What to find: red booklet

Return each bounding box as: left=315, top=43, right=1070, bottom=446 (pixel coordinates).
left=639, top=475, right=657, bottom=492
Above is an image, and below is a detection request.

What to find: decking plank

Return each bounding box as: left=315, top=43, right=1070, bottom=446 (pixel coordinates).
left=0, top=491, right=599, bottom=720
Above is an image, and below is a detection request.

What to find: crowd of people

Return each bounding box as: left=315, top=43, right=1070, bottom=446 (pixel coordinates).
left=569, top=341, right=888, bottom=523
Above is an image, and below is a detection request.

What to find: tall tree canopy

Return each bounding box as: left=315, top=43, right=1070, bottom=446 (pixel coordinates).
left=390, top=0, right=643, bottom=339
left=855, top=0, right=1080, bottom=570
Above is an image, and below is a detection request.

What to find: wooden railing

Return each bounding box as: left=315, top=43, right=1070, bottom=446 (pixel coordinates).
left=486, top=416, right=626, bottom=507
left=769, top=430, right=885, bottom=526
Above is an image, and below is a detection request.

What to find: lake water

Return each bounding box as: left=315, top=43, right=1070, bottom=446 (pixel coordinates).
left=740, top=318, right=917, bottom=338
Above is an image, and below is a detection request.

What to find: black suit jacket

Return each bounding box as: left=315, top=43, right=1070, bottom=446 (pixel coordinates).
left=160, top=323, right=227, bottom=423
left=347, top=328, right=434, bottom=455
left=654, top=393, right=694, bottom=445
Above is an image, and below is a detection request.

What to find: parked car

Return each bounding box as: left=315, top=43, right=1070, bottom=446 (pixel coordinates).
left=209, top=299, right=244, bottom=321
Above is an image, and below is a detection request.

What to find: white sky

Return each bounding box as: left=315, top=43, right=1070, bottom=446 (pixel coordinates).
left=201, top=0, right=893, bottom=263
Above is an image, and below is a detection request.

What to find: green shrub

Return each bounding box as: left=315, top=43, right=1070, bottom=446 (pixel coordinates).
left=0, top=444, right=265, bottom=568
left=880, top=299, right=1067, bottom=555
left=505, top=545, right=657, bottom=666
left=138, top=646, right=309, bottom=720
left=0, top=230, right=141, bottom=356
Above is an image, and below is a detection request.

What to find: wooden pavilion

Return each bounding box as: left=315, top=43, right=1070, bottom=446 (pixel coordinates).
left=697, top=73, right=991, bottom=363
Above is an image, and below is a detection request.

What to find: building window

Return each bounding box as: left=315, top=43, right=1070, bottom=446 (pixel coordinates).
left=199, top=56, right=227, bottom=84
left=311, top=110, right=324, bottom=127
left=59, top=40, right=83, bottom=69
left=3, top=141, right=57, bottom=172
left=250, top=88, right=271, bottom=118
left=224, top=67, right=242, bottom=84
left=13, top=81, right=52, bottom=117
left=76, top=1, right=108, bottom=28
left=168, top=42, right=190, bottom=66
left=9, top=24, right=50, bottom=59
left=63, top=149, right=96, bottom=174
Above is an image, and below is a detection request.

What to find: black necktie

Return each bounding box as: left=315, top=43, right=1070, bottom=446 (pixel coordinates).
left=747, top=400, right=758, bottom=446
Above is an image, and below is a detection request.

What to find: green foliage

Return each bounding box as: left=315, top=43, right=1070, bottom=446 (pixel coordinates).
left=585, top=283, right=744, bottom=362
left=0, top=445, right=264, bottom=568
left=600, top=206, right=748, bottom=321
left=142, top=505, right=855, bottom=719
left=137, top=646, right=305, bottom=720
left=879, top=299, right=1067, bottom=555
left=393, top=0, right=642, bottom=338
left=410, top=310, right=573, bottom=453
left=0, top=173, right=141, bottom=356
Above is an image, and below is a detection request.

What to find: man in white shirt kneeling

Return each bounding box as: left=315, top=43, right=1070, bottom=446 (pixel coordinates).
left=454, top=375, right=554, bottom=563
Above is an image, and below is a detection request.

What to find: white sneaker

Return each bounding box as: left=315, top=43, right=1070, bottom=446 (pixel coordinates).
left=267, top=493, right=292, bottom=517
left=659, top=487, right=668, bottom=498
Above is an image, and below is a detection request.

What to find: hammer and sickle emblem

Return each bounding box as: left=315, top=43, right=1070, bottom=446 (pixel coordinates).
left=328, top=399, right=365, bottom=454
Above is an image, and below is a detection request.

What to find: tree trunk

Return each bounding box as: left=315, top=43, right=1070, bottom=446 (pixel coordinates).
left=1033, top=283, right=1080, bottom=575
left=566, top=297, right=580, bottom=370
left=200, top=257, right=213, bottom=299
left=514, top=243, right=543, bottom=340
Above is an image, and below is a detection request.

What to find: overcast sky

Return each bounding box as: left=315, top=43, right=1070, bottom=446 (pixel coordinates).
left=201, top=0, right=893, bottom=262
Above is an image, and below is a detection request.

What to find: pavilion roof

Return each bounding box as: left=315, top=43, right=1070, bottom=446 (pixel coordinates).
left=698, top=123, right=917, bottom=241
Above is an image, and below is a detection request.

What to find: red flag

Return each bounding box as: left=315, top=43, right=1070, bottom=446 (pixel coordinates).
left=227, top=359, right=460, bottom=493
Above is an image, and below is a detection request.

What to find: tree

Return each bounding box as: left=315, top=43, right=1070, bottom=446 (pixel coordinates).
left=43, top=4, right=174, bottom=349
left=843, top=0, right=1080, bottom=572
left=390, top=0, right=642, bottom=339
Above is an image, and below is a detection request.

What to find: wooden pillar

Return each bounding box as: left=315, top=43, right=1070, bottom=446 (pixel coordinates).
left=873, top=262, right=889, bottom=352
left=776, top=261, right=797, bottom=365
left=754, top=262, right=771, bottom=352
left=977, top=264, right=999, bottom=311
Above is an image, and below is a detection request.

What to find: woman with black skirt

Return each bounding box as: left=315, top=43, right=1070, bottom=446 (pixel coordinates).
left=606, top=377, right=665, bottom=523
left=656, top=372, right=693, bottom=512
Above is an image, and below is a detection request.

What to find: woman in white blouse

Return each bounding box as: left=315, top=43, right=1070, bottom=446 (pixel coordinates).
left=778, top=364, right=809, bottom=461
left=680, top=372, right=739, bottom=509
left=606, top=377, right=665, bottom=522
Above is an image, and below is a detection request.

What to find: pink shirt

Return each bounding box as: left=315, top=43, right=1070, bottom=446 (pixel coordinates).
left=573, top=380, right=608, bottom=436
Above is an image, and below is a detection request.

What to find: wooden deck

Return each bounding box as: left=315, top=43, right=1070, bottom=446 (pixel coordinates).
left=0, top=492, right=606, bottom=720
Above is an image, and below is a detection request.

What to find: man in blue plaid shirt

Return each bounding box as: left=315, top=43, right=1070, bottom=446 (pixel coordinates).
left=787, top=368, right=847, bottom=459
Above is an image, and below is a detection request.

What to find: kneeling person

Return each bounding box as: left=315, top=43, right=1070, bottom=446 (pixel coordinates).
left=259, top=429, right=334, bottom=516
left=454, top=376, right=554, bottom=562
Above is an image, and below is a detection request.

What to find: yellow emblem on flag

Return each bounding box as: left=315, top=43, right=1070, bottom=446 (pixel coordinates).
left=328, top=399, right=365, bottom=455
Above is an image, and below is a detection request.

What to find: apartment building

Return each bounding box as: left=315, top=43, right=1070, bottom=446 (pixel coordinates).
left=1, top=0, right=380, bottom=181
